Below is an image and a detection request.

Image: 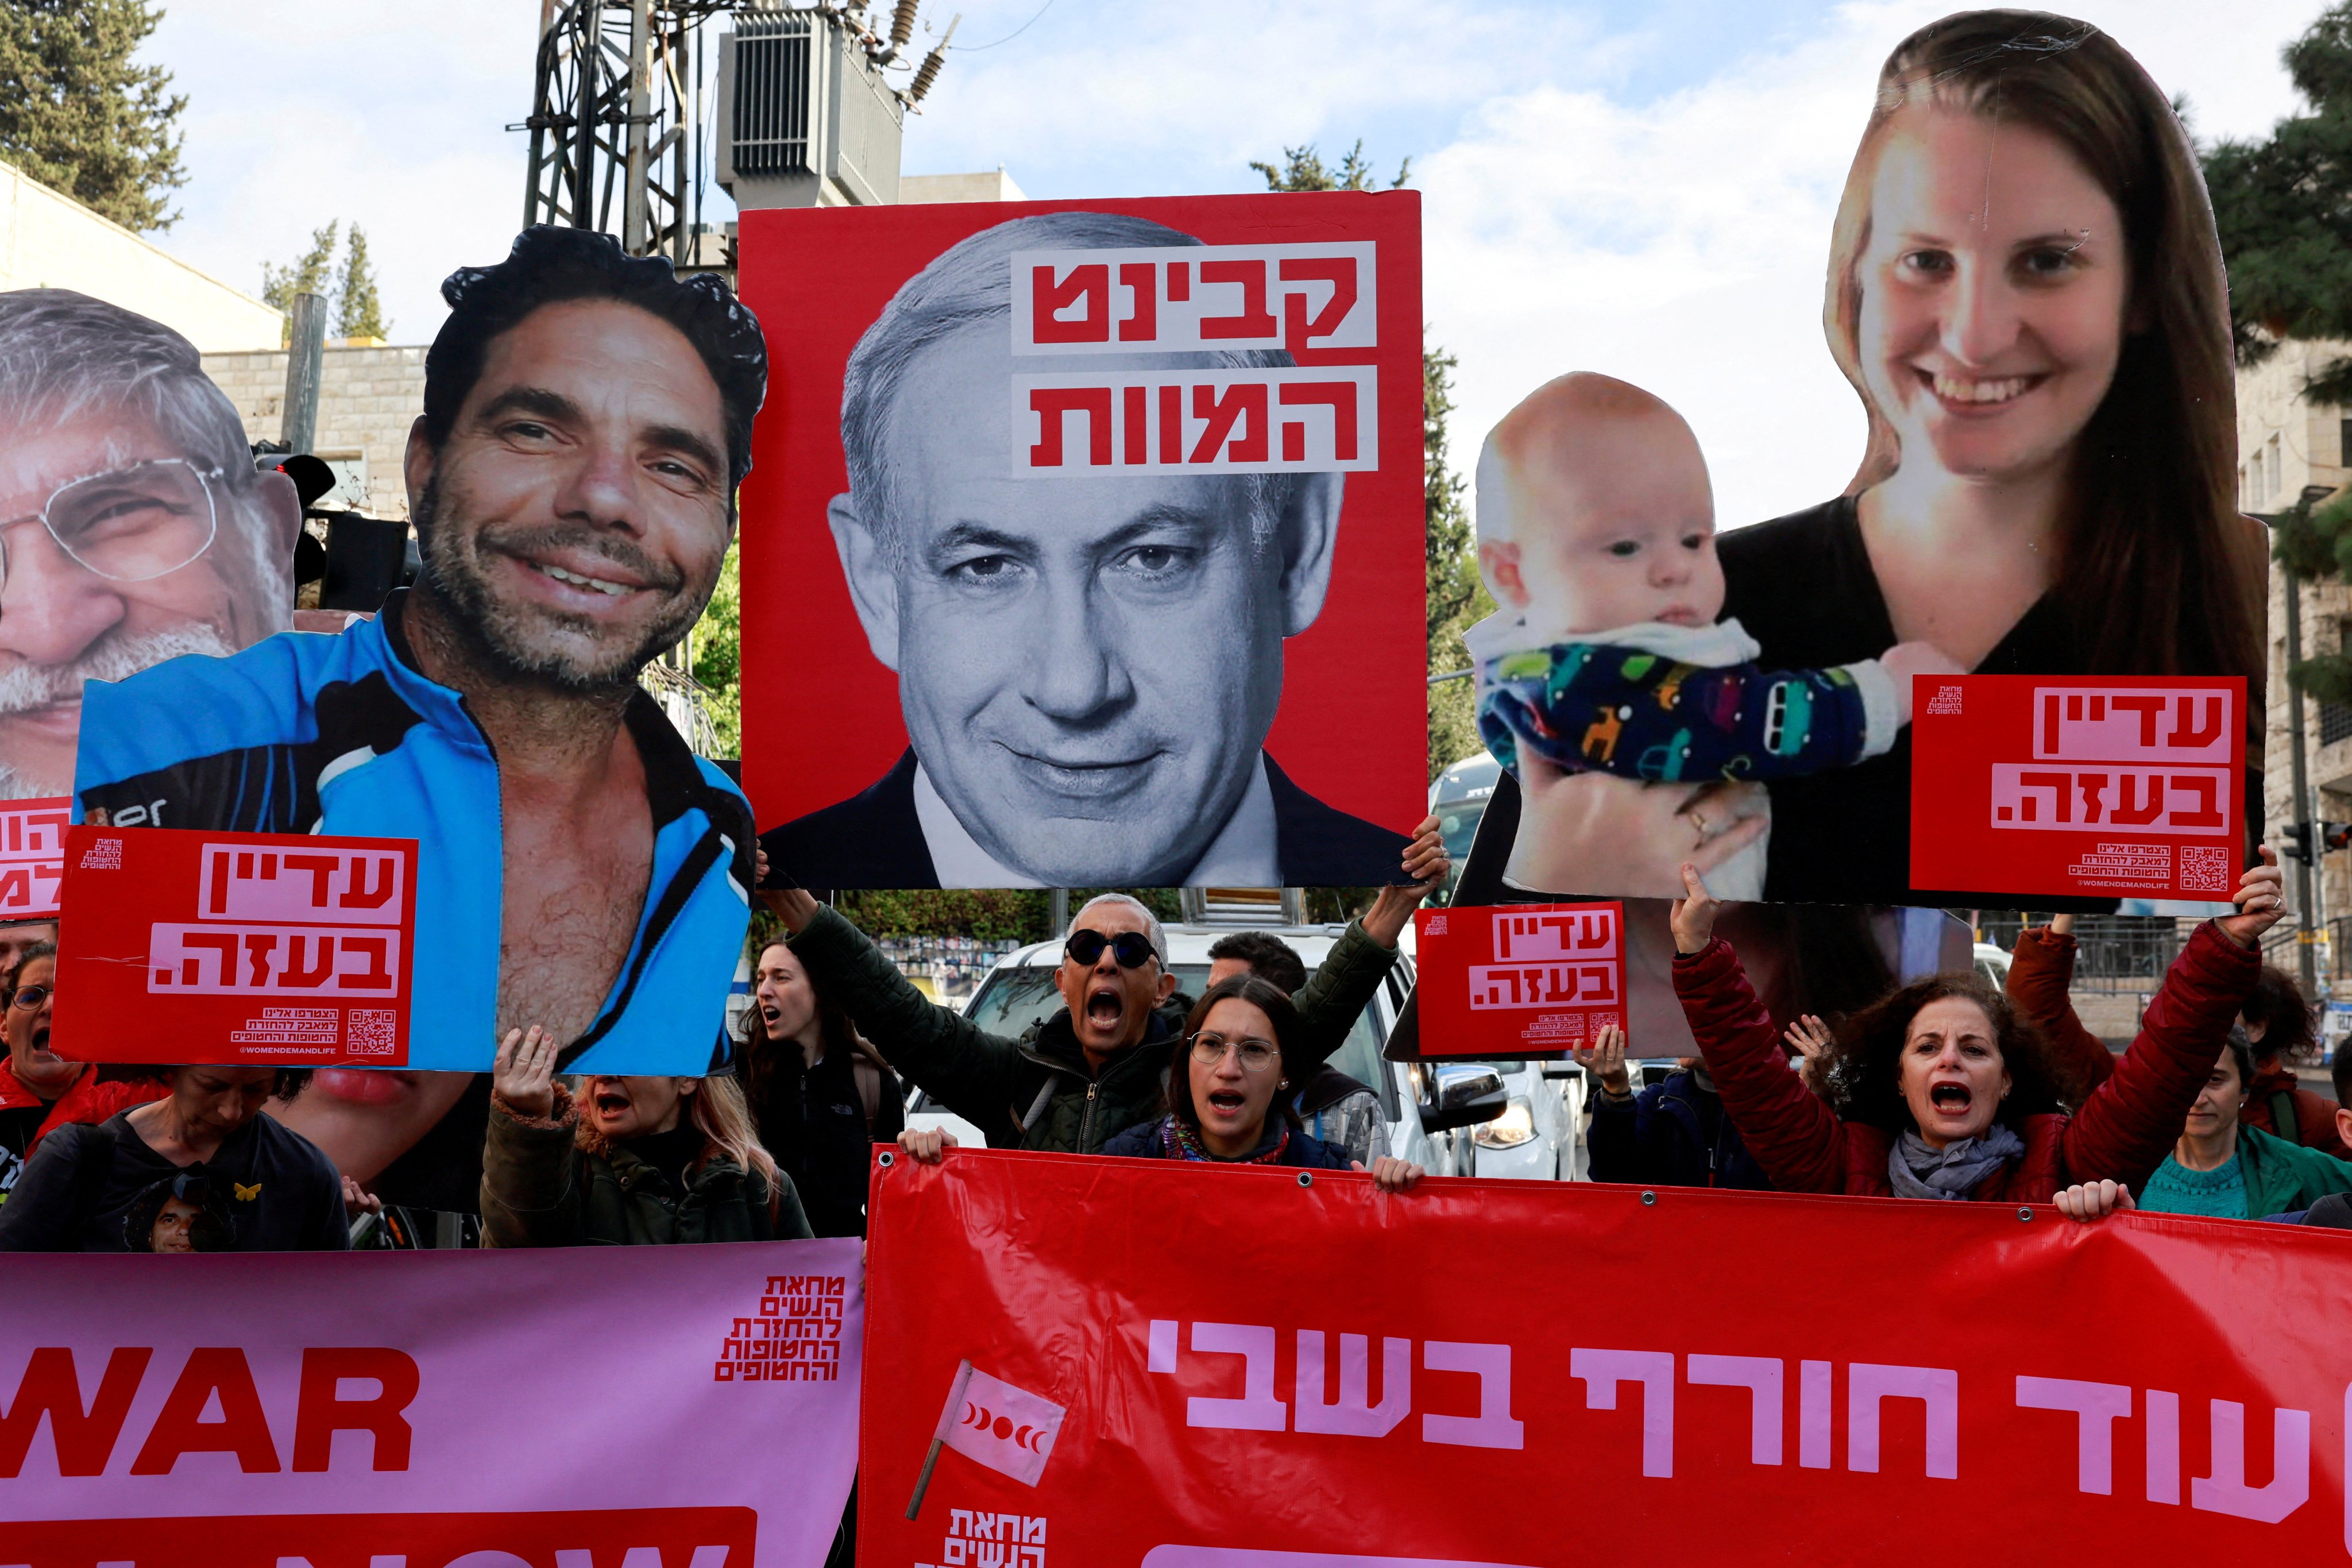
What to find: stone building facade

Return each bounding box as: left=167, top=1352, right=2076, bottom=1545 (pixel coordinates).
left=199, top=343, right=428, bottom=520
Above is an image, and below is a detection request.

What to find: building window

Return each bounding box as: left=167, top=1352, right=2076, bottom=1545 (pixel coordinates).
left=2272, top=432, right=2285, bottom=500
left=2324, top=702, right=2352, bottom=747
left=2341, top=416, right=2352, bottom=468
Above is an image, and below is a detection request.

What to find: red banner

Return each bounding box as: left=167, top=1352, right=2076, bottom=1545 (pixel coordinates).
left=51, top=825, right=418, bottom=1065
left=864, top=1150, right=2352, bottom=1566
left=0, top=797, right=68, bottom=920
left=1909, top=675, right=2245, bottom=901
left=1411, top=902, right=1626, bottom=1057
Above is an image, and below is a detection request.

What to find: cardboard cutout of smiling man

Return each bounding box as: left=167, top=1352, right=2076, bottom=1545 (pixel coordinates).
left=69, top=229, right=762, bottom=1075
left=0, top=291, right=299, bottom=799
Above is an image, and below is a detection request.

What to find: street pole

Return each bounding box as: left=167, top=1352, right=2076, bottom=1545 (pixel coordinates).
left=2287, top=560, right=2319, bottom=996
left=624, top=0, right=654, bottom=253
left=279, top=292, right=326, bottom=456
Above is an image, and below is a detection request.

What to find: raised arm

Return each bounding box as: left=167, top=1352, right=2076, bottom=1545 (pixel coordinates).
left=479, top=1026, right=585, bottom=1248
left=2005, top=917, right=2114, bottom=1094
left=1289, top=816, right=1447, bottom=1069
left=2060, top=856, right=2277, bottom=1188
left=773, top=893, right=1036, bottom=1131
left=1669, top=866, right=1847, bottom=1192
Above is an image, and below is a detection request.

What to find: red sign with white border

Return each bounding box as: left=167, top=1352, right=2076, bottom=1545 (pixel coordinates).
left=1909, top=675, right=2245, bottom=901
left=51, top=825, right=418, bottom=1066
left=1411, top=901, right=1627, bottom=1057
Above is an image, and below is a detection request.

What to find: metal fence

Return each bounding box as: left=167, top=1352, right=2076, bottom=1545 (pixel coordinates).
left=1973, top=913, right=2188, bottom=993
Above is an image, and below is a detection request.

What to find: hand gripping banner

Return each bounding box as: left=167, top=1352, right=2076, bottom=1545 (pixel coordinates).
left=863, top=1151, right=2352, bottom=1566
left=1, top=1239, right=864, bottom=1567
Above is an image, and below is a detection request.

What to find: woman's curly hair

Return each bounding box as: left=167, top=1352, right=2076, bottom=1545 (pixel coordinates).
left=1817, top=974, right=2087, bottom=1136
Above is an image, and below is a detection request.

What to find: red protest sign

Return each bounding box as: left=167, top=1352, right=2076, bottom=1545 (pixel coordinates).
left=52, top=826, right=418, bottom=1066
left=863, top=1150, right=2352, bottom=1567
left=1909, top=676, right=2245, bottom=902
left=0, top=797, right=67, bottom=919
left=1412, top=901, right=1626, bottom=1057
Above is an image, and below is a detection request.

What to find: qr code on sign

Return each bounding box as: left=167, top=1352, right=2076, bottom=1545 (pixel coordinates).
left=2179, top=846, right=2231, bottom=895
left=344, top=1009, right=398, bottom=1057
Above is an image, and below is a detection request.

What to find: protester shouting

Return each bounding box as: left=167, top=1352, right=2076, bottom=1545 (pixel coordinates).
left=481, top=1024, right=811, bottom=1246
left=1576, top=1024, right=1776, bottom=1191
left=1667, top=848, right=2282, bottom=1204
left=1205, top=929, right=1386, bottom=1164
left=758, top=820, right=1448, bottom=1156
left=740, top=939, right=905, bottom=1238
left=0, top=946, right=169, bottom=1202
left=0, top=1065, right=351, bottom=1251
left=899, top=976, right=1426, bottom=1188
left=2008, top=913, right=2347, bottom=1159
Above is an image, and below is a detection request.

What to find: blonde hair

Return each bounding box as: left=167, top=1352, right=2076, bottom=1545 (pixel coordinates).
left=688, top=1073, right=777, bottom=1189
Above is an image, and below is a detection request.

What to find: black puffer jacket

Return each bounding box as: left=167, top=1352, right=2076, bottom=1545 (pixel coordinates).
left=0, top=1110, right=347, bottom=1252
left=750, top=1040, right=906, bottom=1238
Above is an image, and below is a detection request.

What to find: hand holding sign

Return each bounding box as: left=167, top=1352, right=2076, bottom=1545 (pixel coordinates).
left=493, top=1025, right=559, bottom=1119
left=1571, top=1024, right=1631, bottom=1098
left=2216, top=847, right=2285, bottom=950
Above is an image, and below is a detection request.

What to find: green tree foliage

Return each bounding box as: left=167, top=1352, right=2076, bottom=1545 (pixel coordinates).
left=335, top=225, right=388, bottom=341
left=260, top=222, right=339, bottom=346
left=0, top=0, right=187, bottom=232
left=690, top=539, right=742, bottom=757
left=2207, top=3, right=2352, bottom=404
left=1251, top=141, right=1486, bottom=778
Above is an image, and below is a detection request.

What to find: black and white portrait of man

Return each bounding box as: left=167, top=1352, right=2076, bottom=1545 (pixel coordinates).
left=761, top=211, right=1406, bottom=889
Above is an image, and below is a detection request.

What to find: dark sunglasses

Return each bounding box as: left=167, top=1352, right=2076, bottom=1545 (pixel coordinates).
left=1064, top=928, right=1157, bottom=970
left=10, top=984, right=50, bottom=1010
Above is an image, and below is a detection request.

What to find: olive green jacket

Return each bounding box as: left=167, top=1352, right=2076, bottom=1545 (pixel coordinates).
left=481, top=1084, right=813, bottom=1247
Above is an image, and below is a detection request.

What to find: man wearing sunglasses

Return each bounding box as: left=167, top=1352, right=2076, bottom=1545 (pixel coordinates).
left=0, top=291, right=300, bottom=800
left=760, top=817, right=1447, bottom=1154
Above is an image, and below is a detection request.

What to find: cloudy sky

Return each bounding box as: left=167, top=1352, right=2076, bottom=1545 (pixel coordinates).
left=148, top=0, right=2321, bottom=527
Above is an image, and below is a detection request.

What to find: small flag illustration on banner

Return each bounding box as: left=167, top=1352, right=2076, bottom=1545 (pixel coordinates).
left=905, top=1359, right=1067, bottom=1517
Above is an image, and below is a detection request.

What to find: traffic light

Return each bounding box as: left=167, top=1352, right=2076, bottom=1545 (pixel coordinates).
left=2326, top=822, right=2352, bottom=854
left=2283, top=822, right=2315, bottom=864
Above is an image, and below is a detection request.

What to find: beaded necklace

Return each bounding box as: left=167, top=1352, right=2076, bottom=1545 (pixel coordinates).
left=1163, top=1115, right=1289, bottom=1165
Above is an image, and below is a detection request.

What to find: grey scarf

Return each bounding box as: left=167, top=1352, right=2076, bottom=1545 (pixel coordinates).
left=1887, top=1124, right=2025, bottom=1200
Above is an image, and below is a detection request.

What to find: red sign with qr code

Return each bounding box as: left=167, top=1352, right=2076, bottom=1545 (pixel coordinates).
left=51, top=825, right=418, bottom=1066
left=1411, top=901, right=1627, bottom=1057
left=1908, top=675, right=2245, bottom=902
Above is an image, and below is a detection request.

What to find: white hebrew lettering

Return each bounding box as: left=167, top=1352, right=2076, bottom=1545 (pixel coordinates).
left=1149, top=1319, right=1178, bottom=1374
left=1688, top=1354, right=1782, bottom=1466
left=1570, top=1347, right=1672, bottom=1477
left=2015, top=1376, right=2131, bottom=1495
left=1185, top=1323, right=1287, bottom=1432
left=2147, top=1388, right=2180, bottom=1505
left=2190, top=1400, right=2309, bottom=1524
left=1423, top=1341, right=1524, bottom=1451
left=1295, top=1331, right=1411, bottom=1438
left=1799, top=1360, right=1833, bottom=1470
left=1848, top=1363, right=1958, bottom=1479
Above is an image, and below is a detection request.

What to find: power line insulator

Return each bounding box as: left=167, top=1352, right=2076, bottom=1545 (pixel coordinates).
left=890, top=0, right=921, bottom=48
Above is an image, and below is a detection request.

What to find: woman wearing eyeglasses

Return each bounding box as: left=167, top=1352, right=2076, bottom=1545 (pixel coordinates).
left=897, top=975, right=1427, bottom=1189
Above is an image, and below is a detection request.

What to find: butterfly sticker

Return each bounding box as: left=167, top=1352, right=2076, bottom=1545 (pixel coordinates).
left=234, top=1181, right=261, bottom=1201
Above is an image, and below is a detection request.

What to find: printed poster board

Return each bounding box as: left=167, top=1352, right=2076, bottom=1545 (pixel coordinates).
left=52, top=826, right=417, bottom=1067
left=736, top=191, right=1428, bottom=890
left=1412, top=901, right=1627, bottom=1057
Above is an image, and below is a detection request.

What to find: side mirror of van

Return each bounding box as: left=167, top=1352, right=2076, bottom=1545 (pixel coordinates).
left=1421, top=1064, right=1508, bottom=1134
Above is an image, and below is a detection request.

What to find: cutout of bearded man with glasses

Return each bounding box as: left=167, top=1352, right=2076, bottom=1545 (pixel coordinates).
left=0, top=291, right=298, bottom=798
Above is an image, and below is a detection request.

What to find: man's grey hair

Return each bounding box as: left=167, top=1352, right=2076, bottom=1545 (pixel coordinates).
left=840, top=211, right=1301, bottom=561
left=1070, top=893, right=1169, bottom=969
left=0, top=289, right=279, bottom=592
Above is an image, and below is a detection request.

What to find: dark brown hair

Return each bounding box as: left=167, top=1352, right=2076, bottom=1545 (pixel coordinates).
left=1165, top=974, right=1304, bottom=1133
left=2241, top=967, right=2315, bottom=1066
left=1819, top=973, right=2085, bottom=1136
left=1824, top=11, right=2262, bottom=698
left=737, top=940, right=863, bottom=1114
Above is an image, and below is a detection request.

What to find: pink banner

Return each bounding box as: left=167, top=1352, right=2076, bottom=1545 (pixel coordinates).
left=0, top=1239, right=863, bottom=1567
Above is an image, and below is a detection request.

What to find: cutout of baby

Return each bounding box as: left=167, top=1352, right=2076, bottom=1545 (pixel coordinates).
left=1466, top=372, right=1961, bottom=900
